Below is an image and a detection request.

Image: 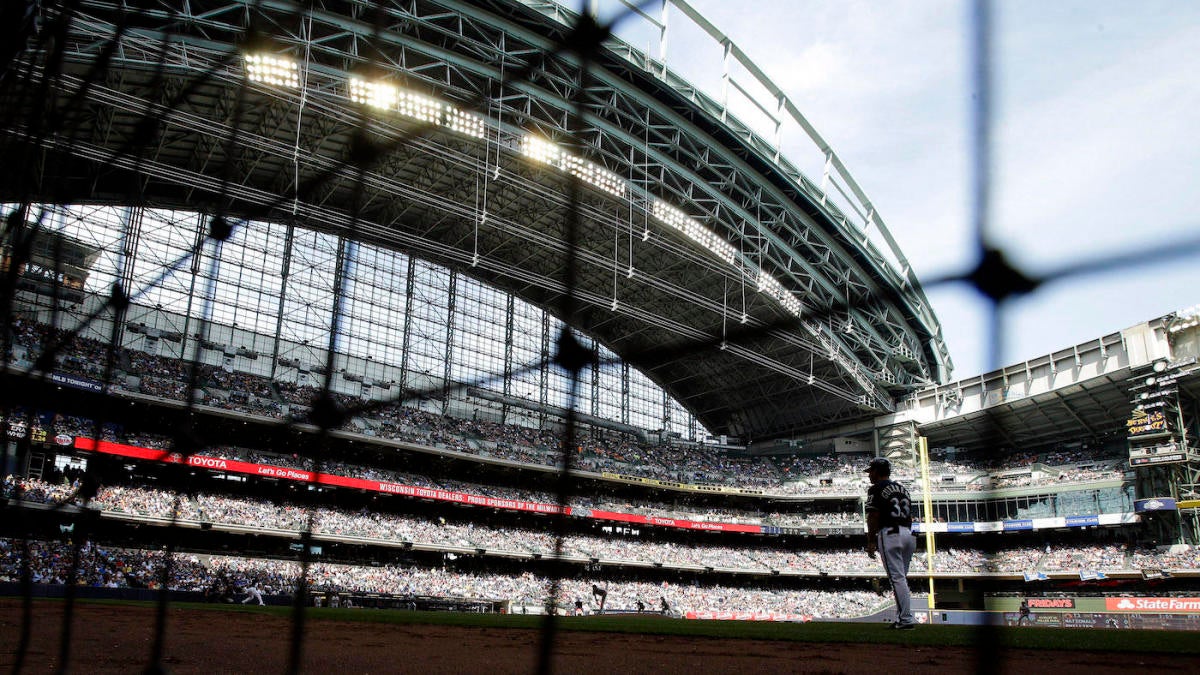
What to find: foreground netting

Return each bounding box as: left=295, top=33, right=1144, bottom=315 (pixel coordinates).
left=2, top=1, right=1199, bottom=674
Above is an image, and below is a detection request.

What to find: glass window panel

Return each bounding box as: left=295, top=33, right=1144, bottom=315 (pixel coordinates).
left=9, top=202, right=712, bottom=440
left=279, top=228, right=339, bottom=352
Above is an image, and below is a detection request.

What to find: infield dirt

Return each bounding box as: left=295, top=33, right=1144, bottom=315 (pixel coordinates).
left=0, top=600, right=1185, bottom=673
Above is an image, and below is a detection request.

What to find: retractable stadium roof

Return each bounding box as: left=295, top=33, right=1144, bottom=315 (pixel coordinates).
left=0, top=0, right=951, bottom=440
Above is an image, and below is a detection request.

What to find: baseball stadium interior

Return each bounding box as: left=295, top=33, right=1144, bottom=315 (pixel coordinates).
left=2, top=0, right=1200, bottom=666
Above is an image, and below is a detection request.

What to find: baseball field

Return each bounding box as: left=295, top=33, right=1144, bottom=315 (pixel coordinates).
left=2, top=599, right=1195, bottom=673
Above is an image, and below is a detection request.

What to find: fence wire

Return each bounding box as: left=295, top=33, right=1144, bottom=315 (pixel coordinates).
left=0, top=1, right=1196, bottom=674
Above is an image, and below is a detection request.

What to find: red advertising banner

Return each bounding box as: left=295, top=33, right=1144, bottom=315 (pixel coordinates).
left=685, top=611, right=812, bottom=622
left=1106, top=597, right=1200, bottom=612
left=72, top=439, right=765, bottom=529
left=585, top=509, right=762, bottom=533
left=1027, top=598, right=1075, bottom=609
left=73, top=438, right=567, bottom=515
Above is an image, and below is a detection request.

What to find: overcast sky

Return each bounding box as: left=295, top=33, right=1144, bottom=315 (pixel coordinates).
left=602, top=0, right=1200, bottom=381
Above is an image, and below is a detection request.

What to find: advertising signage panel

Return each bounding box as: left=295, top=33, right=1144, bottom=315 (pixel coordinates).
left=1105, top=597, right=1200, bottom=613
left=72, top=439, right=762, bottom=533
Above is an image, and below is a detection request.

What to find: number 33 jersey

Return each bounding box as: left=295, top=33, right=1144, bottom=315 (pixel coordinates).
left=866, top=480, right=913, bottom=528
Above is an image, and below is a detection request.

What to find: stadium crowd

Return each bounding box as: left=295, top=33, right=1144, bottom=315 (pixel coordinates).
left=7, top=476, right=1192, bottom=574
left=0, top=536, right=888, bottom=618
left=5, top=414, right=868, bottom=529
left=1040, top=544, right=1128, bottom=572
left=0, top=407, right=1131, bottom=535
left=5, top=317, right=1168, bottom=601
left=7, top=317, right=1130, bottom=497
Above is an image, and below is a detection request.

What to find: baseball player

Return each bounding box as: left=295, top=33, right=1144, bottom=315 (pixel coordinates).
left=865, top=457, right=916, bottom=629
left=591, top=583, right=608, bottom=614
left=1018, top=599, right=1032, bottom=626
left=241, top=580, right=265, bottom=606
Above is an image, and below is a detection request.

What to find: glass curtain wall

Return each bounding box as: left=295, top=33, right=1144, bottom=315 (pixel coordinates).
left=13, top=204, right=706, bottom=439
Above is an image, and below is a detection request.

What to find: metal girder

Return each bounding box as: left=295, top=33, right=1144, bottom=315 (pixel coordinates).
left=0, top=0, right=951, bottom=438
left=447, top=0, right=933, bottom=385
left=164, top=0, right=912, bottom=391
left=255, top=0, right=923, bottom=395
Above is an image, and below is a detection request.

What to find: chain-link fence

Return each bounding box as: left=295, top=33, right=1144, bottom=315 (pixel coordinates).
left=1, top=1, right=1197, bottom=673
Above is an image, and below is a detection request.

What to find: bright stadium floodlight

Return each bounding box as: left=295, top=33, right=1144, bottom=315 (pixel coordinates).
left=563, top=155, right=626, bottom=197
left=650, top=199, right=737, bottom=265
left=397, top=90, right=442, bottom=125
left=243, top=53, right=300, bottom=88
left=521, top=136, right=627, bottom=198
left=1170, top=303, right=1200, bottom=333
left=756, top=271, right=804, bottom=318
left=522, top=135, right=561, bottom=164
left=390, top=90, right=487, bottom=139
left=445, top=107, right=487, bottom=139
left=349, top=77, right=398, bottom=110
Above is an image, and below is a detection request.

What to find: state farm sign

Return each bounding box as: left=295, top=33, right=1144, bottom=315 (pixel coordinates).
left=1106, top=597, right=1200, bottom=612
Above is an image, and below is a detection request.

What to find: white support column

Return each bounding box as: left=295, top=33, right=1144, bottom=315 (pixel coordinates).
left=774, top=94, right=784, bottom=162
left=720, top=40, right=731, bottom=123
left=819, top=151, right=833, bottom=205
left=658, top=0, right=669, bottom=78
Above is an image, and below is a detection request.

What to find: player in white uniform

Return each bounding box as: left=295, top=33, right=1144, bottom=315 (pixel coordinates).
left=865, top=458, right=917, bottom=629
left=241, top=580, right=265, bottom=606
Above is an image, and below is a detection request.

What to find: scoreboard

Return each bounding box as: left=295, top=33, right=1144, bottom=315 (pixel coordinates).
left=1125, top=402, right=1185, bottom=467
left=1128, top=443, right=1186, bottom=467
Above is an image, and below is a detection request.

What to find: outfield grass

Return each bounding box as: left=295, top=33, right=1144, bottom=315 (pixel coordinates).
left=110, top=601, right=1200, bottom=654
